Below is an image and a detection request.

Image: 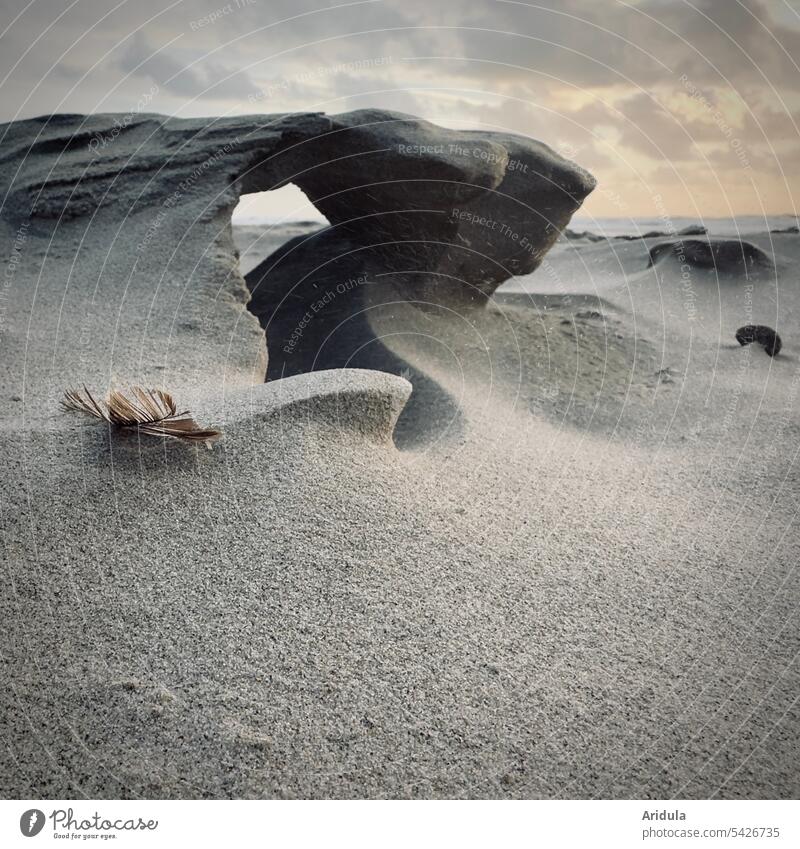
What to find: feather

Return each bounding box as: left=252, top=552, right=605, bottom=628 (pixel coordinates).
left=62, top=385, right=221, bottom=447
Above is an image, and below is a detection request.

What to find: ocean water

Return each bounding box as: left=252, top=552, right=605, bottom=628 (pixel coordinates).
left=232, top=216, right=799, bottom=276
left=233, top=222, right=323, bottom=275
left=566, top=215, right=799, bottom=238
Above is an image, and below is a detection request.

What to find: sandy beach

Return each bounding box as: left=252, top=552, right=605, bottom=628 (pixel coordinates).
left=0, top=105, right=798, bottom=802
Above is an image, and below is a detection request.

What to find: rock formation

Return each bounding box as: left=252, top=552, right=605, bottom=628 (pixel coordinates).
left=735, top=324, right=782, bottom=357
left=565, top=228, right=607, bottom=242
left=242, top=110, right=596, bottom=378
left=647, top=238, right=773, bottom=272
left=611, top=224, right=707, bottom=241
left=2, top=110, right=797, bottom=803
left=0, top=109, right=595, bottom=388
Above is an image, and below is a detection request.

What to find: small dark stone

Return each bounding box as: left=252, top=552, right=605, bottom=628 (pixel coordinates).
left=735, top=324, right=782, bottom=357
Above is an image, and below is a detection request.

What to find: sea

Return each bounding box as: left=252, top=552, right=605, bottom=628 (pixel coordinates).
left=232, top=215, right=799, bottom=276
left=566, top=215, right=799, bottom=238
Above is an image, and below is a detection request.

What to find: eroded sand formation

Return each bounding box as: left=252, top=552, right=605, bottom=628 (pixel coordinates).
left=2, top=111, right=798, bottom=799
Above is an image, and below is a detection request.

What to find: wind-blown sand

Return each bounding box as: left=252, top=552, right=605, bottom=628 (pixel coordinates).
left=1, top=111, right=798, bottom=799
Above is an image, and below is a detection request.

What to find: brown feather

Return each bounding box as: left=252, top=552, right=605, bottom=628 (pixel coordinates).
left=62, top=386, right=221, bottom=447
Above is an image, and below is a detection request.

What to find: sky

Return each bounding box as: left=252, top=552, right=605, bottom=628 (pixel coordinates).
left=1, top=0, right=799, bottom=222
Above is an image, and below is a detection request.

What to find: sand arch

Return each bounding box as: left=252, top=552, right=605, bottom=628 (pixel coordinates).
left=0, top=109, right=594, bottom=448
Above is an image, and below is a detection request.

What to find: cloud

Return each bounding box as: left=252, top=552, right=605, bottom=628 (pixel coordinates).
left=117, top=32, right=261, bottom=101
left=1, top=0, right=798, bottom=214
left=613, top=93, right=698, bottom=160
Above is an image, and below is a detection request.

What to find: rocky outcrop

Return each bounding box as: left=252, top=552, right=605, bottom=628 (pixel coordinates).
left=244, top=109, right=595, bottom=377
left=0, top=109, right=594, bottom=391
left=565, top=228, right=607, bottom=242
left=0, top=111, right=327, bottom=222
left=613, top=224, right=708, bottom=241
left=647, top=239, right=773, bottom=272
left=0, top=111, right=333, bottom=407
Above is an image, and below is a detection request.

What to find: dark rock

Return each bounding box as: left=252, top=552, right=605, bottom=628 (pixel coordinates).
left=735, top=325, right=782, bottom=357
left=245, top=110, right=595, bottom=377
left=565, top=229, right=606, bottom=242
left=612, top=230, right=666, bottom=240
left=0, top=109, right=595, bottom=383
left=0, top=111, right=330, bottom=221
left=647, top=239, right=772, bottom=272
left=271, top=108, right=509, bottom=230
left=449, top=127, right=595, bottom=291
left=614, top=224, right=707, bottom=240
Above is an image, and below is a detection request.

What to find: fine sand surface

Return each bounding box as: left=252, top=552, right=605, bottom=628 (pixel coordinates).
left=1, top=111, right=798, bottom=799
left=4, top=223, right=798, bottom=799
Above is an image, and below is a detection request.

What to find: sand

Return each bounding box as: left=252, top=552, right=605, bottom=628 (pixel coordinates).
left=1, top=112, right=798, bottom=799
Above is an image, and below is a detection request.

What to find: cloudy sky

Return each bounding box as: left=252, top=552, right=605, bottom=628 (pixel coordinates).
left=1, top=0, right=799, bottom=222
